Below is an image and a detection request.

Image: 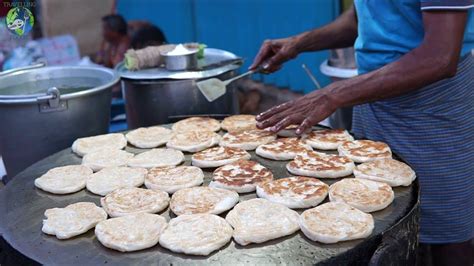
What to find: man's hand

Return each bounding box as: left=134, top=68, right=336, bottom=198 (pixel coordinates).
left=249, top=37, right=300, bottom=73
left=256, top=89, right=338, bottom=135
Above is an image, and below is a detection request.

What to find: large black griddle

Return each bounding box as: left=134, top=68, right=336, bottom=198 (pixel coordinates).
left=0, top=125, right=419, bottom=265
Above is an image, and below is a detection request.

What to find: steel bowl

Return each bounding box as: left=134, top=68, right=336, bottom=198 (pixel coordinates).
left=161, top=47, right=198, bottom=71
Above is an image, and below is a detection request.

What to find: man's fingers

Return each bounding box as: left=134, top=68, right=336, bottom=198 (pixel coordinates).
left=296, top=116, right=317, bottom=135
left=249, top=41, right=272, bottom=70
left=256, top=101, right=293, bottom=121
left=271, top=115, right=299, bottom=133
left=256, top=111, right=290, bottom=129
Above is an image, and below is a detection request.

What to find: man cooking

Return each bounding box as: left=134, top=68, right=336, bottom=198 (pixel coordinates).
left=251, top=1, right=473, bottom=265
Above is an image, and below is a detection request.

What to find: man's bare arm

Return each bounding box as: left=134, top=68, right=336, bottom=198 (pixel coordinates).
left=294, top=5, right=358, bottom=53
left=256, top=11, right=468, bottom=134
left=250, top=6, right=358, bottom=72
left=327, top=11, right=466, bottom=108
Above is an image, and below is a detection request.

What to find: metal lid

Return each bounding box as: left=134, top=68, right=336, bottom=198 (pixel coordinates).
left=0, top=65, right=119, bottom=104
left=115, top=48, right=242, bottom=80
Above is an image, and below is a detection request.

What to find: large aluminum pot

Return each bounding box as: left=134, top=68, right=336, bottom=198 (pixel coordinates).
left=0, top=65, right=119, bottom=180
left=122, top=70, right=239, bottom=128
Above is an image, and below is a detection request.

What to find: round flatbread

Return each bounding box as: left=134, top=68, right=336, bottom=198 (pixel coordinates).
left=220, top=129, right=277, bottom=150
left=354, top=158, right=416, bottom=187
left=170, top=187, right=239, bottom=216
left=256, top=176, right=329, bottom=209
left=145, top=166, right=204, bottom=194
left=305, top=129, right=354, bottom=150
left=255, top=137, right=312, bottom=160
left=159, top=214, right=233, bottom=256
left=329, top=178, right=394, bottom=212
left=166, top=131, right=220, bottom=153
left=86, top=167, right=147, bottom=196
left=100, top=187, right=169, bottom=217
left=287, top=150, right=355, bottom=178
left=225, top=198, right=300, bottom=246
left=221, top=115, right=257, bottom=133
left=127, top=148, right=184, bottom=168
left=299, top=202, right=374, bottom=244
left=171, top=117, right=221, bottom=133
left=277, top=124, right=299, bottom=137
left=72, top=133, right=127, bottom=157
left=338, top=140, right=392, bottom=163
left=34, top=165, right=92, bottom=194
left=95, top=213, right=167, bottom=252
left=82, top=149, right=134, bottom=172
left=125, top=126, right=173, bottom=148
left=210, top=160, right=274, bottom=193
left=191, top=146, right=251, bottom=168
left=42, top=202, right=107, bottom=239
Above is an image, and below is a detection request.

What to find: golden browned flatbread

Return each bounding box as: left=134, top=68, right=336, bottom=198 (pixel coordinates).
left=219, top=129, right=276, bottom=150
left=221, top=115, right=257, bottom=133
left=210, top=160, right=274, bottom=193
left=286, top=150, right=355, bottom=178
left=338, top=140, right=392, bottom=163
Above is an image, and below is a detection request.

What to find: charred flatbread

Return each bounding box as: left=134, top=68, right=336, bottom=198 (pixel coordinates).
left=191, top=146, right=251, bottom=168
left=220, top=129, right=277, bottom=150
left=166, top=131, right=220, bottom=152
left=338, top=140, right=392, bottom=163
left=306, top=129, right=354, bottom=150
left=256, top=176, right=328, bottom=209
left=255, top=137, right=312, bottom=160
left=287, top=150, right=355, bottom=178
left=329, top=178, right=394, bottom=212
left=210, top=160, right=274, bottom=193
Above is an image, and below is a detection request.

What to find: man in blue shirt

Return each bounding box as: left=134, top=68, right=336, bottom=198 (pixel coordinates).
left=251, top=1, right=473, bottom=265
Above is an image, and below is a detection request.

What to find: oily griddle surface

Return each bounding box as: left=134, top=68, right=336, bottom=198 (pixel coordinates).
left=0, top=126, right=417, bottom=265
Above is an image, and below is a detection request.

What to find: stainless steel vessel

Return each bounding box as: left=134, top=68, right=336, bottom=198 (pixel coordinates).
left=0, top=66, right=119, bottom=180
left=116, top=48, right=241, bottom=128
left=121, top=71, right=239, bottom=128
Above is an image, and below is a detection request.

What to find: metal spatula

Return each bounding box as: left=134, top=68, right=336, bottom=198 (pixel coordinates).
left=197, top=64, right=265, bottom=102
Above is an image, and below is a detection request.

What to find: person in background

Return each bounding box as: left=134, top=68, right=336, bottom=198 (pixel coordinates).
left=96, top=14, right=130, bottom=68
left=130, top=25, right=167, bottom=50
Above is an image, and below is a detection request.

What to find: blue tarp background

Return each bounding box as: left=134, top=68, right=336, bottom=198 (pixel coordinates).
left=117, top=0, right=339, bottom=93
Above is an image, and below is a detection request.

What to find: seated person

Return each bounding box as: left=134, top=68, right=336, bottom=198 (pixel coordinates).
left=96, top=14, right=130, bottom=68
left=130, top=25, right=167, bottom=49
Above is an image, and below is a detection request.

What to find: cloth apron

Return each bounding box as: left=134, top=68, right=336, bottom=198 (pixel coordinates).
left=352, top=53, right=474, bottom=244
